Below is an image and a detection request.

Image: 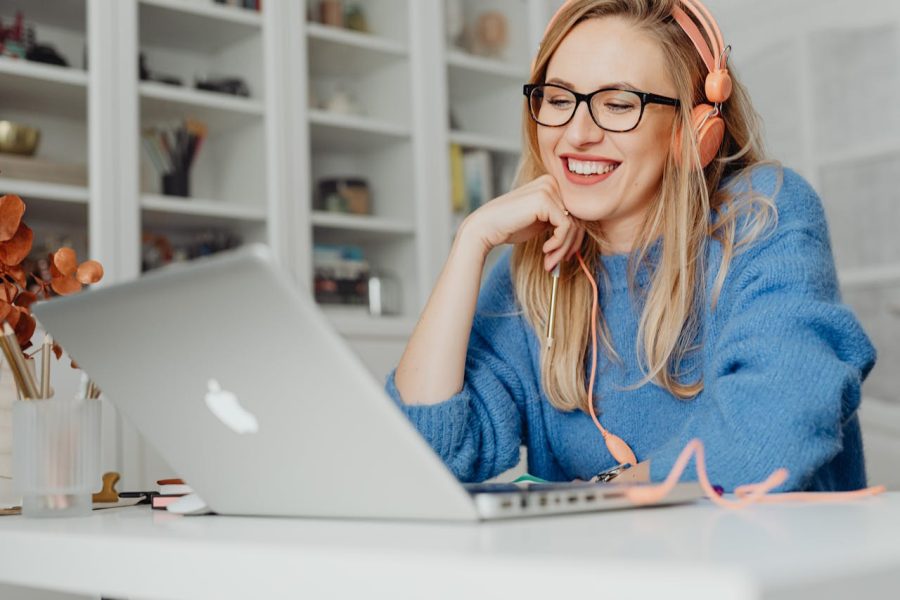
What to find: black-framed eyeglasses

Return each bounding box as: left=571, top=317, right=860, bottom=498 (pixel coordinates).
left=523, top=83, right=680, bottom=132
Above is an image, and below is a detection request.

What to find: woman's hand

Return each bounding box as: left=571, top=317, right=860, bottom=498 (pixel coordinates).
left=457, top=174, right=585, bottom=271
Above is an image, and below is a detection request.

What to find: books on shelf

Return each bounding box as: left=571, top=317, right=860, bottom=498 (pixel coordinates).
left=212, top=0, right=262, bottom=11
left=449, top=143, right=465, bottom=213
left=313, top=244, right=369, bottom=306
left=450, top=148, right=494, bottom=216
left=0, top=154, right=87, bottom=187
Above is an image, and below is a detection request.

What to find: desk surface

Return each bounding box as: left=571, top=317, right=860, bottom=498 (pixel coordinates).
left=1, top=493, right=899, bottom=600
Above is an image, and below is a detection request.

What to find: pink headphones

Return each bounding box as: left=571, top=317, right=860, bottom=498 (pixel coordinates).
left=534, top=0, right=732, bottom=168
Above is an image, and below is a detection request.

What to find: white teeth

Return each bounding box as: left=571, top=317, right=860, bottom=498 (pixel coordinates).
left=566, top=158, right=619, bottom=175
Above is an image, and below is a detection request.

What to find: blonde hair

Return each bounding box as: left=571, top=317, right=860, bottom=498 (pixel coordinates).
left=512, top=0, right=780, bottom=413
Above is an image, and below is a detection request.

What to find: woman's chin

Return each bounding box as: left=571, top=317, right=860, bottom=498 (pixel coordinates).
left=561, top=194, right=618, bottom=223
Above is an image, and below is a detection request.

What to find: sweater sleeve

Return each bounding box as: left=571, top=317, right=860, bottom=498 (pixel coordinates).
left=384, top=252, right=528, bottom=482
left=648, top=169, right=876, bottom=491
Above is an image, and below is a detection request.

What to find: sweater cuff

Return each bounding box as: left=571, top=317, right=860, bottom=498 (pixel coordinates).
left=384, top=370, right=470, bottom=461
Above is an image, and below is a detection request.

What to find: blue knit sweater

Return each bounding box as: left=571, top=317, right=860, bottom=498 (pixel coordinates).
left=386, top=166, right=876, bottom=492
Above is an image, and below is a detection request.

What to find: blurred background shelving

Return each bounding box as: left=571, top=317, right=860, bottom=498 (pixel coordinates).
left=0, top=0, right=90, bottom=272
left=135, top=0, right=268, bottom=269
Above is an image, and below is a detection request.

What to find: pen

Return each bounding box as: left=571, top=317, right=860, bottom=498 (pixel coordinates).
left=41, top=333, right=52, bottom=399
left=546, top=262, right=561, bottom=348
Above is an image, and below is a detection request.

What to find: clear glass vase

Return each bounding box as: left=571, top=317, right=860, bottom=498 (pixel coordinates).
left=12, top=396, right=101, bottom=518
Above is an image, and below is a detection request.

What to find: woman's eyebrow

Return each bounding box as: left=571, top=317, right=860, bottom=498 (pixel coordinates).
left=546, top=77, right=641, bottom=91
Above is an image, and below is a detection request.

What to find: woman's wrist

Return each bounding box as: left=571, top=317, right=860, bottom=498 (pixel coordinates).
left=453, top=215, right=493, bottom=264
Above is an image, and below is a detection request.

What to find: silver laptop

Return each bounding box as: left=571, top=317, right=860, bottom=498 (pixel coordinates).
left=33, top=244, right=702, bottom=521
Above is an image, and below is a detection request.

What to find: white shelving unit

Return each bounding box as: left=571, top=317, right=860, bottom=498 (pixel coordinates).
left=135, top=0, right=269, bottom=248
left=0, top=0, right=90, bottom=258
left=300, top=0, right=419, bottom=342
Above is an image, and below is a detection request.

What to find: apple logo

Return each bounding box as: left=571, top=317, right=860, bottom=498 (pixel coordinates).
left=204, top=379, right=259, bottom=434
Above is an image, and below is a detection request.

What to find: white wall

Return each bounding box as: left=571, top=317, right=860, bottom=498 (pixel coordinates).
left=707, top=0, right=900, bottom=488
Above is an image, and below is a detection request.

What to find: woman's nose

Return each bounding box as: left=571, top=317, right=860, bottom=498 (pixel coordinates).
left=565, top=101, right=604, bottom=146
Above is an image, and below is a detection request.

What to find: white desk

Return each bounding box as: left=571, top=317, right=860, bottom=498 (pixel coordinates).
left=1, top=493, right=899, bottom=600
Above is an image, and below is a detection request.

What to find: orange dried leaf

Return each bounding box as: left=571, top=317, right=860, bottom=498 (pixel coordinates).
left=75, top=260, right=104, bottom=285
left=53, top=248, right=78, bottom=276
left=5, top=307, right=20, bottom=328
left=0, top=195, right=25, bottom=242
left=52, top=342, right=63, bottom=360
left=51, top=276, right=82, bottom=296
left=13, top=311, right=35, bottom=348
left=0, top=223, right=33, bottom=266
left=13, top=290, right=37, bottom=308
left=48, top=253, right=61, bottom=278
left=7, top=265, right=26, bottom=288
left=0, top=302, right=11, bottom=323
left=0, top=281, right=17, bottom=303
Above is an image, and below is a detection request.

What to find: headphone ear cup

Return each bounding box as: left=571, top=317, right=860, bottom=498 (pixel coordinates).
left=694, top=103, right=725, bottom=168
left=673, top=104, right=724, bottom=168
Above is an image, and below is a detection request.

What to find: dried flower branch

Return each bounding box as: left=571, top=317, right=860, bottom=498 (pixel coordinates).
left=0, top=194, right=104, bottom=351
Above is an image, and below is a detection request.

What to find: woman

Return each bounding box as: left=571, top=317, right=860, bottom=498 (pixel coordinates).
left=387, top=0, right=876, bottom=492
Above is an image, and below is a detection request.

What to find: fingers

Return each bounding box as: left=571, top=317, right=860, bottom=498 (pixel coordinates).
left=542, top=215, right=582, bottom=271
left=534, top=177, right=581, bottom=271
left=544, top=219, right=581, bottom=271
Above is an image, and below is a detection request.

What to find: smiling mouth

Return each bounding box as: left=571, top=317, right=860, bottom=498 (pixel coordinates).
left=564, top=157, right=621, bottom=176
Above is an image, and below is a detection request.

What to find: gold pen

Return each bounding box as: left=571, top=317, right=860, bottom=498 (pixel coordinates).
left=546, top=262, right=561, bottom=348
left=41, top=333, right=52, bottom=399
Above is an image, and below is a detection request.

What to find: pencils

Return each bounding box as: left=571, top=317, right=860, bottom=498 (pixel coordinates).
left=141, top=119, right=208, bottom=177
left=1, top=321, right=39, bottom=399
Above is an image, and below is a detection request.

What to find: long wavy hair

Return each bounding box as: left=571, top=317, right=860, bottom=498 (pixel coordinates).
left=512, top=0, right=780, bottom=412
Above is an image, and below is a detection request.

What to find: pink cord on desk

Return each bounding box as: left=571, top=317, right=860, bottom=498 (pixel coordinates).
left=573, top=251, right=886, bottom=508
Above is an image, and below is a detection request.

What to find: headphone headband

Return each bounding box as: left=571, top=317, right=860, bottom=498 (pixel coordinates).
left=535, top=0, right=728, bottom=75
left=673, top=0, right=724, bottom=71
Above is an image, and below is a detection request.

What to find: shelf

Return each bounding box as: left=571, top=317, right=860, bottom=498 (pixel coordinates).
left=839, top=263, right=900, bottom=289
left=308, top=109, right=410, bottom=151
left=140, top=81, right=263, bottom=131
left=446, top=49, right=528, bottom=80
left=0, top=177, right=88, bottom=203
left=306, top=23, right=407, bottom=77
left=0, top=177, right=88, bottom=224
left=322, top=304, right=416, bottom=338
left=141, top=193, right=266, bottom=229
left=448, top=130, right=521, bottom=154
left=311, top=211, right=414, bottom=237
left=139, top=0, right=262, bottom=54
left=0, top=57, right=87, bottom=119
left=0, top=0, right=86, bottom=32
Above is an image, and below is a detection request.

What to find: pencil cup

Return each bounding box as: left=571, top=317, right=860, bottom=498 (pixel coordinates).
left=162, top=169, right=190, bottom=197
left=12, top=396, right=101, bottom=518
